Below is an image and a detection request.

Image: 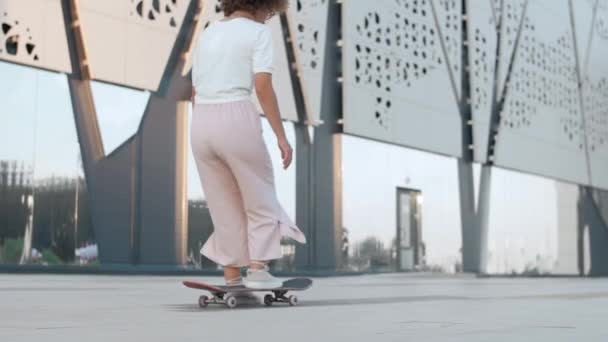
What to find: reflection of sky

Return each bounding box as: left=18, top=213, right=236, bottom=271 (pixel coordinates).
left=483, top=167, right=559, bottom=274
left=0, top=62, right=80, bottom=179
left=343, top=136, right=562, bottom=272
left=1, top=63, right=38, bottom=163
left=91, top=81, right=149, bottom=155
left=1, top=60, right=563, bottom=273
left=343, top=136, right=463, bottom=269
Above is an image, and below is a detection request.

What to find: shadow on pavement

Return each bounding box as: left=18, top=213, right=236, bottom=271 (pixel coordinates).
left=164, top=295, right=473, bottom=312
left=165, top=291, right=608, bottom=312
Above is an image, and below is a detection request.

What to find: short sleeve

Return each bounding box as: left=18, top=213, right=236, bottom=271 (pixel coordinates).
left=252, top=26, right=274, bottom=74
left=191, top=34, right=202, bottom=87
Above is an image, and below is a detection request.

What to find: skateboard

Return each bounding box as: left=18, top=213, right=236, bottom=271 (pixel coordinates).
left=183, top=278, right=313, bottom=308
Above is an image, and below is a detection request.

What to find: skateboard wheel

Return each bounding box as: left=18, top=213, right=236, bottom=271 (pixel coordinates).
left=225, top=295, right=238, bottom=308
left=198, top=295, right=209, bottom=308
left=288, top=295, right=298, bottom=306
left=264, top=294, right=274, bottom=307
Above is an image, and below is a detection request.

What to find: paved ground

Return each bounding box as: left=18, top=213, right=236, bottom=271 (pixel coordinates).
left=1, top=273, right=607, bottom=341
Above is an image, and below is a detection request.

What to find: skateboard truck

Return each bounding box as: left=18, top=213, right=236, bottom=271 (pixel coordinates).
left=263, top=290, right=298, bottom=307
left=197, top=293, right=239, bottom=309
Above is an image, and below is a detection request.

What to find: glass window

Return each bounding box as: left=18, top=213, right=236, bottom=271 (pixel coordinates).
left=342, top=135, right=462, bottom=272
left=0, top=61, right=94, bottom=266
left=91, top=81, right=149, bottom=155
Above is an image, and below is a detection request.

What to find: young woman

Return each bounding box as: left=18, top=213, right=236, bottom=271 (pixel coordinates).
left=191, top=0, right=306, bottom=291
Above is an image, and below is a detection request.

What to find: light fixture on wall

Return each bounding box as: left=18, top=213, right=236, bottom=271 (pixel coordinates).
left=416, top=195, right=424, bottom=206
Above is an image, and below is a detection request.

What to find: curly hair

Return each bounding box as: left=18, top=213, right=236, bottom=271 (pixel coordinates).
left=220, top=0, right=288, bottom=17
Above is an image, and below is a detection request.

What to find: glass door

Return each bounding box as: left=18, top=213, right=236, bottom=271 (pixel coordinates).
left=397, top=187, right=423, bottom=271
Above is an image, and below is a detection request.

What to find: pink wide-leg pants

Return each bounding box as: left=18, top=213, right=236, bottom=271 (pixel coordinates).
left=191, top=100, right=306, bottom=267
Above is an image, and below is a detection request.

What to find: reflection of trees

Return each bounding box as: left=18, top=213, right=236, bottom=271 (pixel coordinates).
left=341, top=227, right=349, bottom=268
left=350, top=236, right=395, bottom=271
left=1, top=160, right=95, bottom=264
left=0, top=161, right=31, bottom=242
left=273, top=241, right=296, bottom=271
left=33, top=177, right=94, bottom=262
left=187, top=200, right=214, bottom=268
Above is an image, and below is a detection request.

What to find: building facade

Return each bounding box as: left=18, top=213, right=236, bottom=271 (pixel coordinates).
left=0, top=0, right=607, bottom=274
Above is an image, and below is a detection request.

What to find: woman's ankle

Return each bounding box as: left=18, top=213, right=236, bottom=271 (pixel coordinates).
left=225, top=276, right=243, bottom=286
left=223, top=266, right=242, bottom=283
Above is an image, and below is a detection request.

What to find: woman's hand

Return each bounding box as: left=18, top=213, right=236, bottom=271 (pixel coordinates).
left=278, top=137, right=293, bottom=169
left=255, top=73, right=292, bottom=170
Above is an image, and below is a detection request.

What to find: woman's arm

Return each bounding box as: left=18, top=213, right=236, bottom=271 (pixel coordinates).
left=255, top=72, right=293, bottom=169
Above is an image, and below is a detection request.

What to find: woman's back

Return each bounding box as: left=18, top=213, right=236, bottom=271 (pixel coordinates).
left=192, top=18, right=274, bottom=105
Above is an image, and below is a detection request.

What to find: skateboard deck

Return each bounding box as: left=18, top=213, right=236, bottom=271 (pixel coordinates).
left=183, top=278, right=312, bottom=308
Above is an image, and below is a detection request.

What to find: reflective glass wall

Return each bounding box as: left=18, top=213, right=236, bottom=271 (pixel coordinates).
left=0, top=59, right=299, bottom=268
left=341, top=136, right=463, bottom=273
left=0, top=61, right=94, bottom=265
left=91, top=81, right=149, bottom=155
left=341, top=132, right=580, bottom=275
left=482, top=167, right=577, bottom=275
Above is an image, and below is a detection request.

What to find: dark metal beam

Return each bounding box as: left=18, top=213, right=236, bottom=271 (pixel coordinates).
left=133, top=0, right=200, bottom=265
left=579, top=187, right=608, bottom=276
left=279, top=13, right=315, bottom=268
left=457, top=0, right=480, bottom=273
left=62, top=0, right=201, bottom=265
left=290, top=0, right=343, bottom=270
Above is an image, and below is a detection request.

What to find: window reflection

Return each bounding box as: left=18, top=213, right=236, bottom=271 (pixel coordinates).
left=91, top=81, right=149, bottom=155
left=341, top=135, right=462, bottom=273
left=0, top=61, right=94, bottom=266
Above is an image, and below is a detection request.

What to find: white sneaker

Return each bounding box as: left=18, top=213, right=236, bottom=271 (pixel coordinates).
left=244, top=264, right=283, bottom=289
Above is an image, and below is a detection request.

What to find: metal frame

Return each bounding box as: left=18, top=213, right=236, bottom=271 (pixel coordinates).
left=460, top=0, right=531, bottom=274
left=3, top=0, right=607, bottom=273
left=61, top=0, right=200, bottom=265
left=578, top=187, right=608, bottom=275
left=291, top=0, right=343, bottom=270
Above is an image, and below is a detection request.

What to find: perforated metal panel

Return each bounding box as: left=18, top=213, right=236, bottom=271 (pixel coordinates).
left=259, top=16, right=299, bottom=122
left=494, top=0, right=590, bottom=185
left=432, top=0, right=462, bottom=99
left=571, top=0, right=595, bottom=69
left=78, top=0, right=191, bottom=91
left=0, top=0, right=71, bottom=73
left=192, top=0, right=298, bottom=122
left=342, top=0, right=462, bottom=157
left=583, top=2, right=608, bottom=189
left=467, top=0, right=498, bottom=163
left=199, top=0, right=223, bottom=28
left=286, top=0, right=329, bottom=124
left=496, top=0, right=526, bottom=99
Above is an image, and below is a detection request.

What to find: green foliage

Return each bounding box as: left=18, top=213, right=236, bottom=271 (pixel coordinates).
left=41, top=249, right=62, bottom=265
left=1, top=238, right=24, bottom=264
left=2, top=174, right=96, bottom=263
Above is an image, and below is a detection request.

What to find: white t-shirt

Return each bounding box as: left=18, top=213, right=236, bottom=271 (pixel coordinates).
left=192, top=18, right=274, bottom=104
